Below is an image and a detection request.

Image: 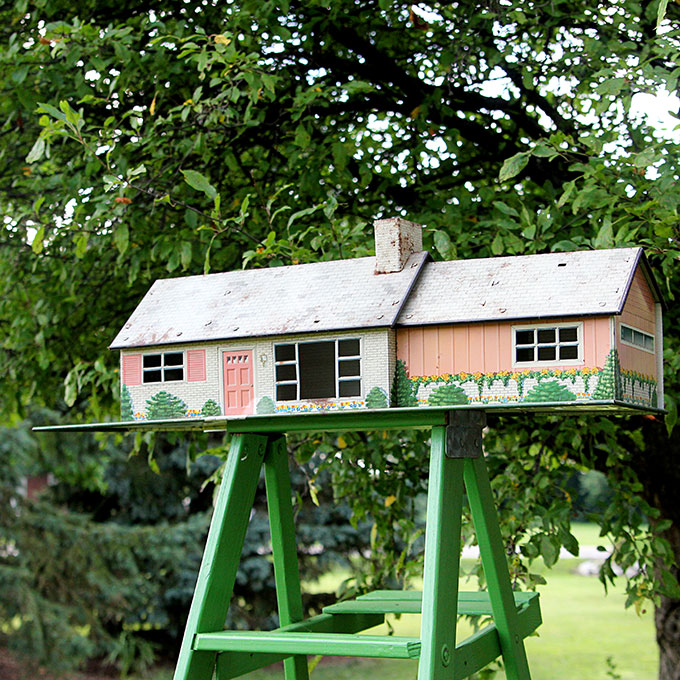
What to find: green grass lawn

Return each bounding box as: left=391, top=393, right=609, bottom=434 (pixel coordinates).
left=138, top=524, right=656, bottom=680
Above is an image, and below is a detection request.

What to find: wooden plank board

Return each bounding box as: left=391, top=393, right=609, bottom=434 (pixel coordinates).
left=197, top=631, right=421, bottom=659
left=215, top=612, right=384, bottom=679
left=323, top=591, right=538, bottom=617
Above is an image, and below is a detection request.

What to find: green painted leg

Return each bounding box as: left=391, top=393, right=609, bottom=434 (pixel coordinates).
left=264, top=435, right=310, bottom=680
left=464, top=456, right=532, bottom=680
left=173, top=433, right=268, bottom=680
left=417, top=425, right=464, bottom=680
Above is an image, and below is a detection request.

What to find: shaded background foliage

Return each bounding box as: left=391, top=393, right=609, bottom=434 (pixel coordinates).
left=2, top=0, right=680, bottom=676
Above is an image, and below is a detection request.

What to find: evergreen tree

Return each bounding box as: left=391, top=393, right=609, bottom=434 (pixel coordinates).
left=428, top=383, right=469, bottom=406
left=146, top=392, right=187, bottom=420
left=365, top=386, right=388, bottom=409
left=120, top=385, right=134, bottom=421
left=391, top=360, right=418, bottom=407
left=593, top=349, right=622, bottom=401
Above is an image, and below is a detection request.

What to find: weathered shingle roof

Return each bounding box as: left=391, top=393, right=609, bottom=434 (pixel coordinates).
left=396, top=247, right=654, bottom=327
left=109, top=252, right=429, bottom=349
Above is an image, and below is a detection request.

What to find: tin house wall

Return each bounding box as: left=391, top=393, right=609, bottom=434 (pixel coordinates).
left=394, top=316, right=615, bottom=407
left=119, top=327, right=396, bottom=420
left=612, top=266, right=663, bottom=409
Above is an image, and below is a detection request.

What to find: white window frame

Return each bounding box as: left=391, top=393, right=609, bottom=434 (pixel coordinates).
left=142, top=350, right=185, bottom=384
left=274, top=338, right=362, bottom=401
left=620, top=323, right=655, bottom=354
left=511, top=322, right=584, bottom=368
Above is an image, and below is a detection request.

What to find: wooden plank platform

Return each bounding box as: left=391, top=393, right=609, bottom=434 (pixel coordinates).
left=323, top=590, right=539, bottom=617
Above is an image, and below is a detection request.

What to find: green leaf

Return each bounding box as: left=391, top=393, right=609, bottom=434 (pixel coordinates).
left=37, top=101, right=66, bottom=122
left=64, top=370, right=77, bottom=407
left=657, top=0, right=669, bottom=30
left=493, top=201, right=519, bottom=217
left=491, top=232, right=504, bottom=255
left=114, top=224, right=129, bottom=255
left=180, top=241, right=192, bottom=269
left=433, top=230, right=454, bottom=259
left=596, top=78, right=626, bottom=96
left=75, top=233, right=88, bottom=258
left=287, top=204, right=322, bottom=228
left=26, top=137, right=45, bottom=163
left=294, top=123, right=311, bottom=148
left=181, top=169, right=217, bottom=199
left=499, top=152, right=529, bottom=182
left=32, top=226, right=45, bottom=254
left=540, top=534, right=559, bottom=567
left=593, top=214, right=614, bottom=248
left=557, top=180, right=576, bottom=208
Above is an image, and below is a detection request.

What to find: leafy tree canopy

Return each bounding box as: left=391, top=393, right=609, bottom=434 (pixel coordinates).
left=2, top=0, right=680, bottom=675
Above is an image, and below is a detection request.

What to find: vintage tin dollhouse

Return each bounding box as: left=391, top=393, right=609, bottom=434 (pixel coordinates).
left=110, top=218, right=664, bottom=420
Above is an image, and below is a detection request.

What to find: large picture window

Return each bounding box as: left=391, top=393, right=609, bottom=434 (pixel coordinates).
left=143, top=352, right=184, bottom=383
left=513, top=324, right=581, bottom=365
left=275, top=339, right=361, bottom=401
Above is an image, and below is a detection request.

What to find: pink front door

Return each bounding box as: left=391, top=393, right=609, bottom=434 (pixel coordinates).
left=223, top=350, right=254, bottom=416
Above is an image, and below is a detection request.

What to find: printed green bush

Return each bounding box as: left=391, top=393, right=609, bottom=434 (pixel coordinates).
left=365, top=386, right=388, bottom=409
left=145, top=391, right=187, bottom=419
left=524, top=380, right=577, bottom=403
left=428, top=383, right=469, bottom=406
left=201, top=399, right=221, bottom=416
left=593, top=349, right=621, bottom=400
left=392, top=359, right=418, bottom=407
left=120, top=385, right=134, bottom=421
left=256, top=396, right=277, bottom=414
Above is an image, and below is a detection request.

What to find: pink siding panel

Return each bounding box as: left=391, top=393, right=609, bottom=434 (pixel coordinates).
left=187, top=349, right=207, bottom=382
left=617, top=267, right=657, bottom=376
left=620, top=268, right=655, bottom=334
left=397, top=316, right=615, bottom=378
left=122, top=354, right=142, bottom=386
left=423, top=328, right=439, bottom=375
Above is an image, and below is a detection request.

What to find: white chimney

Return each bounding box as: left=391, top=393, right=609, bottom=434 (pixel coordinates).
left=373, top=217, right=423, bottom=274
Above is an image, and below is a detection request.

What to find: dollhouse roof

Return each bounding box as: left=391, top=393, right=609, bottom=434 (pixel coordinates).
left=109, top=252, right=429, bottom=349
left=111, top=245, right=660, bottom=350
left=396, top=246, right=658, bottom=326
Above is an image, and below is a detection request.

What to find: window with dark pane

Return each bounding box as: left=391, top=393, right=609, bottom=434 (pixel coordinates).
left=276, top=364, right=297, bottom=381
left=338, top=339, right=360, bottom=356
left=537, top=329, right=555, bottom=343
left=298, top=342, right=335, bottom=399
left=339, top=380, right=361, bottom=397
left=537, top=346, right=556, bottom=361
left=559, top=345, right=578, bottom=360
left=143, top=354, right=162, bottom=368
left=515, top=325, right=581, bottom=364
left=559, top=327, right=578, bottom=343
left=515, top=330, right=534, bottom=345
left=276, top=383, right=297, bottom=401
left=143, top=369, right=162, bottom=383
left=516, top=347, right=534, bottom=363
left=143, top=352, right=184, bottom=382
left=275, top=344, right=295, bottom=362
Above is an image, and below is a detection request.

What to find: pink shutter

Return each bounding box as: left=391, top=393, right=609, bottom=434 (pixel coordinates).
left=122, top=354, right=142, bottom=386
left=187, top=349, right=207, bottom=382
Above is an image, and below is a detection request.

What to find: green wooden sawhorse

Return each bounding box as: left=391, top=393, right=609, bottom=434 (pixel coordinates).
left=173, top=410, right=541, bottom=680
